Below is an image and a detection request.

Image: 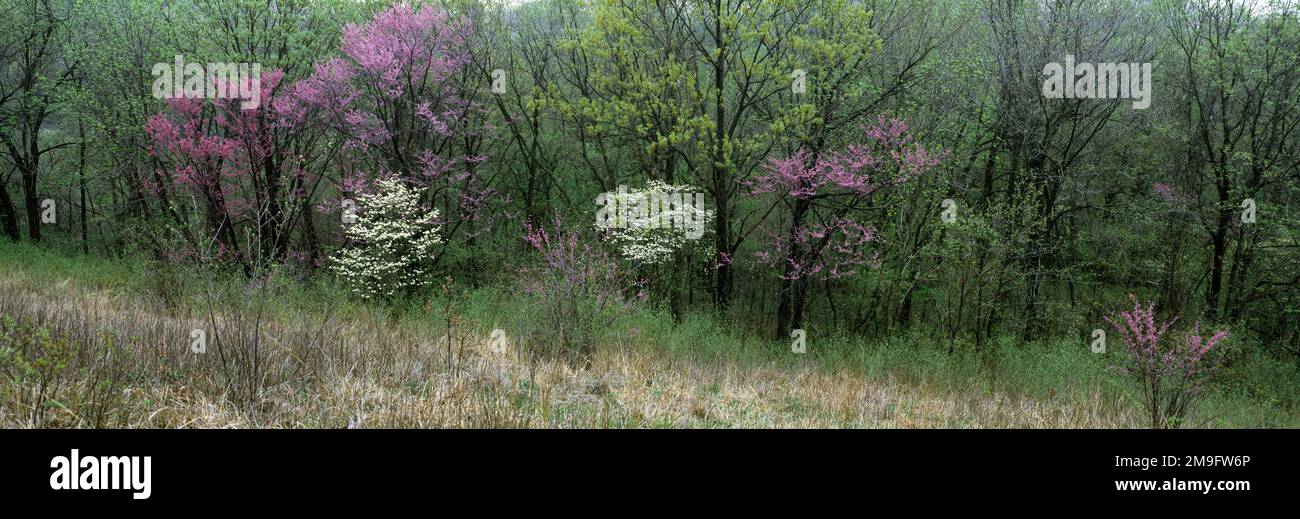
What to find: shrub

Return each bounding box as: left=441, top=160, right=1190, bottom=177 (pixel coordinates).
left=521, top=218, right=637, bottom=361
left=0, top=316, right=80, bottom=427
left=332, top=176, right=443, bottom=301
left=1106, top=295, right=1230, bottom=428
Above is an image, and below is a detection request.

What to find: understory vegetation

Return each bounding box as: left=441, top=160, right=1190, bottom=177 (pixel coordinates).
left=2, top=243, right=1295, bottom=428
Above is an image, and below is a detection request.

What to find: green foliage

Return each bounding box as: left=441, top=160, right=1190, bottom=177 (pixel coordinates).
left=0, top=316, right=81, bottom=427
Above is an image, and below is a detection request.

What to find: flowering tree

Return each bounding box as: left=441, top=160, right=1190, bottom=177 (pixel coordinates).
left=748, top=117, right=945, bottom=338
left=145, top=69, right=327, bottom=267
left=279, top=2, right=494, bottom=258
left=1106, top=295, right=1231, bottom=428
left=596, top=181, right=714, bottom=266
left=332, top=176, right=442, bottom=301
left=595, top=181, right=714, bottom=322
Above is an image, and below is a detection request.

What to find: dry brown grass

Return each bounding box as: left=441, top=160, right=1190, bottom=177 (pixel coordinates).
left=0, top=270, right=1139, bottom=428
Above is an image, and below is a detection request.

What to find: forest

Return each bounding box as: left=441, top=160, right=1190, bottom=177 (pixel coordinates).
left=1, top=0, right=1298, bottom=429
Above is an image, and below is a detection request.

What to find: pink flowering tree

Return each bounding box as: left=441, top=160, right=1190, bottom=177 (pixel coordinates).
left=1106, top=295, right=1231, bottom=428
left=146, top=69, right=328, bottom=269
left=747, top=117, right=944, bottom=338
left=279, top=2, right=495, bottom=262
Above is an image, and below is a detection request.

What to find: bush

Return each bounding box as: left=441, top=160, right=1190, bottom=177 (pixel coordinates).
left=520, top=218, right=637, bottom=361
left=331, top=176, right=443, bottom=301
left=1106, top=295, right=1231, bottom=428
left=0, top=316, right=80, bottom=427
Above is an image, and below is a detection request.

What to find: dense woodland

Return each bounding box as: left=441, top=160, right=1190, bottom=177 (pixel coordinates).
left=1, top=0, right=1299, bottom=427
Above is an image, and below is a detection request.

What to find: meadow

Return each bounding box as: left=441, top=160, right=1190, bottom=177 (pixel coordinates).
left=3, top=242, right=1295, bottom=428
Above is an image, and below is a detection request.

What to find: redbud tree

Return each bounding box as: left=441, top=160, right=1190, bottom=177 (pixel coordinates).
left=279, top=2, right=495, bottom=263
left=522, top=217, right=636, bottom=360
left=747, top=117, right=945, bottom=339
left=146, top=69, right=327, bottom=268
left=1106, top=295, right=1231, bottom=428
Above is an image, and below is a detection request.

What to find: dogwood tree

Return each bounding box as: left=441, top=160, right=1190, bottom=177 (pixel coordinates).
left=596, top=181, right=714, bottom=267
left=331, top=176, right=442, bottom=301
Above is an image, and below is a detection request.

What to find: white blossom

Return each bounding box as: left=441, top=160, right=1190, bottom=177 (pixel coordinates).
left=597, top=181, right=714, bottom=266
left=332, top=177, right=443, bottom=300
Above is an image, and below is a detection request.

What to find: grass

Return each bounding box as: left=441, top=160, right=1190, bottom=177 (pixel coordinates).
left=0, top=241, right=1294, bottom=428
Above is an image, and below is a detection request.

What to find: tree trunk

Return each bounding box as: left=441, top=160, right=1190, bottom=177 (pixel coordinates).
left=79, top=120, right=89, bottom=254
left=0, top=179, right=19, bottom=241
left=1205, top=181, right=1231, bottom=321
left=774, top=199, right=809, bottom=339
left=22, top=160, right=41, bottom=242
left=710, top=0, right=731, bottom=313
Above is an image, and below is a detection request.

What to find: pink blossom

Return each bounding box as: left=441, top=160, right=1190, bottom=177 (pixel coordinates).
left=747, top=116, right=944, bottom=282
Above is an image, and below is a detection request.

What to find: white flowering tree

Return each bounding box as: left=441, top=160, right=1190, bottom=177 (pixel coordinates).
left=595, top=181, right=714, bottom=322
left=597, top=180, right=715, bottom=266
left=332, top=177, right=443, bottom=301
